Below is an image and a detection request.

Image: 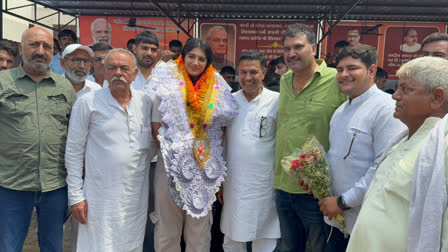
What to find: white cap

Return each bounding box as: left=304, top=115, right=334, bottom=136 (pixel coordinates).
left=62, top=44, right=94, bottom=58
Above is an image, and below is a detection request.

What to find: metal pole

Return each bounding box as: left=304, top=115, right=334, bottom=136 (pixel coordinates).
left=0, top=0, right=3, bottom=39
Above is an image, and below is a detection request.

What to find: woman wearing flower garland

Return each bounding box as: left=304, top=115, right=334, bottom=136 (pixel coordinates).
left=148, top=38, right=238, bottom=252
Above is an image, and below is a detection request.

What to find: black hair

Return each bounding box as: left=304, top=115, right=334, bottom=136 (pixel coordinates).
left=335, top=44, right=377, bottom=68
left=181, top=38, right=213, bottom=69
left=263, top=72, right=280, bottom=92
left=58, top=29, right=77, bottom=42
left=376, top=67, right=388, bottom=79
left=282, top=23, right=315, bottom=44
left=90, top=42, right=113, bottom=52
left=220, top=66, right=235, bottom=75
left=334, top=40, right=350, bottom=48
left=422, top=32, right=448, bottom=48
left=135, top=31, right=159, bottom=47
left=169, top=40, right=182, bottom=48
left=53, top=39, right=60, bottom=51
left=0, top=40, right=18, bottom=57
left=271, top=56, right=285, bottom=66
left=127, top=39, right=135, bottom=47
left=238, top=50, right=267, bottom=69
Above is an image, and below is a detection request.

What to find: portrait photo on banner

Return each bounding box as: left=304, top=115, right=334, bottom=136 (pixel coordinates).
left=199, top=23, right=236, bottom=69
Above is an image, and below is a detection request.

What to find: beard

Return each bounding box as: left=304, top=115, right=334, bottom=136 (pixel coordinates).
left=66, top=68, right=88, bottom=84
left=23, top=54, right=50, bottom=73
left=137, top=56, right=155, bottom=68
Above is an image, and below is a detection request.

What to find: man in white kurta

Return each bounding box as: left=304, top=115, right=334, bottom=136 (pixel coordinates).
left=317, top=45, right=406, bottom=251
left=221, top=50, right=280, bottom=252
left=66, top=48, right=155, bottom=252
left=346, top=56, right=448, bottom=251
left=60, top=43, right=102, bottom=252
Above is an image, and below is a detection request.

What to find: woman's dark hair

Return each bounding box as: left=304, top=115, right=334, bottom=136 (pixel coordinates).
left=181, top=38, right=214, bottom=69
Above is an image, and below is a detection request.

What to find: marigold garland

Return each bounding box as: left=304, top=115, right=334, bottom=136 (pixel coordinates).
left=175, top=56, right=216, bottom=111
left=174, top=55, right=219, bottom=168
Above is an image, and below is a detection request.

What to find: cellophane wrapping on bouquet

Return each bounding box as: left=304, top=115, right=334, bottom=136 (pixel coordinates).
left=281, top=136, right=348, bottom=235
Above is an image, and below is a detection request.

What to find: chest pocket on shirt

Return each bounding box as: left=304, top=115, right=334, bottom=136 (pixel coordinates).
left=253, top=114, right=276, bottom=139
left=47, top=94, right=69, bottom=126
left=344, top=126, right=371, bottom=160
left=3, top=93, right=30, bottom=116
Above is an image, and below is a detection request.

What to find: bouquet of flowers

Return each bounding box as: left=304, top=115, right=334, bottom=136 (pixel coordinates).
left=281, top=136, right=347, bottom=236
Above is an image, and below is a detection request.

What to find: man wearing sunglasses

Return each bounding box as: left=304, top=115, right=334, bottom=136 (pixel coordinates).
left=87, top=42, right=113, bottom=87
left=61, top=44, right=101, bottom=97
left=317, top=44, right=405, bottom=251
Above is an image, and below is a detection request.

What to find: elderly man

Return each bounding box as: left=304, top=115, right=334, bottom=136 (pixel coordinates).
left=206, top=26, right=234, bottom=70
left=422, top=32, right=448, bottom=60
left=61, top=43, right=100, bottom=252
left=221, top=50, right=280, bottom=252
left=0, top=40, right=18, bottom=70
left=87, top=42, right=112, bottom=86
left=400, top=29, right=421, bottom=53
left=347, top=56, right=448, bottom=251
left=62, top=44, right=101, bottom=96
left=0, top=27, right=77, bottom=252
left=51, top=29, right=77, bottom=75
left=274, top=23, right=347, bottom=252
left=65, top=48, right=155, bottom=251
left=313, top=45, right=406, bottom=251
left=91, top=18, right=112, bottom=45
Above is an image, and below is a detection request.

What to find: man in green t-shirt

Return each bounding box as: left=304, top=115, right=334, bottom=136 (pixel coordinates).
left=274, top=23, right=346, bottom=252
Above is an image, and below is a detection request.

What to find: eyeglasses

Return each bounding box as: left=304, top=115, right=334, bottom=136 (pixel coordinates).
left=67, top=57, right=91, bottom=66
left=343, top=133, right=357, bottom=159
left=259, top=116, right=267, bottom=137
left=93, top=56, right=105, bottom=62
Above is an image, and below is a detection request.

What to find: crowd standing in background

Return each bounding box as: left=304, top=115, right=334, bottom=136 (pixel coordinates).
left=1, top=23, right=448, bottom=252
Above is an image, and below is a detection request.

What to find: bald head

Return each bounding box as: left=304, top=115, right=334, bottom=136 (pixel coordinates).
left=19, top=27, right=54, bottom=74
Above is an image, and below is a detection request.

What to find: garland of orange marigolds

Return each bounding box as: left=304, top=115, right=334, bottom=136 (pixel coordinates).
left=174, top=56, right=219, bottom=167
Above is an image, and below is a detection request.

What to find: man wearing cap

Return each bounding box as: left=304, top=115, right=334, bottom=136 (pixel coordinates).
left=61, top=43, right=101, bottom=252
left=0, top=27, right=77, bottom=252
left=62, top=44, right=101, bottom=97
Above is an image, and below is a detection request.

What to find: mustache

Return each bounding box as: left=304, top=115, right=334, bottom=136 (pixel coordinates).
left=74, top=69, right=88, bottom=76
left=32, top=54, right=49, bottom=61
left=287, top=56, right=301, bottom=62
left=111, top=76, right=128, bottom=84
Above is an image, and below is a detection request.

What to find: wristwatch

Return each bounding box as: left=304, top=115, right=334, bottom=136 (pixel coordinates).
left=337, top=196, right=351, bottom=211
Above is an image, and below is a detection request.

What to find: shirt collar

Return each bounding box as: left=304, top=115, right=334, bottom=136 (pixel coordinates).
left=16, top=64, right=56, bottom=84
left=348, top=84, right=378, bottom=106
left=284, top=59, right=326, bottom=90
left=238, top=86, right=264, bottom=104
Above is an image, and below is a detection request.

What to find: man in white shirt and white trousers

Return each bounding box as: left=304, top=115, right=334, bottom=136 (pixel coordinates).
left=315, top=44, right=406, bottom=251
left=221, top=50, right=280, bottom=252
left=65, top=48, right=156, bottom=252
left=60, top=43, right=101, bottom=252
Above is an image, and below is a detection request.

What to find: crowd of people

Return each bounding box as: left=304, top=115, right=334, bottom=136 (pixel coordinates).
left=1, top=22, right=448, bottom=252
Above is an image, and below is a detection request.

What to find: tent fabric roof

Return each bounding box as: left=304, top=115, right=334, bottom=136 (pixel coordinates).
left=33, top=0, right=448, bottom=22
